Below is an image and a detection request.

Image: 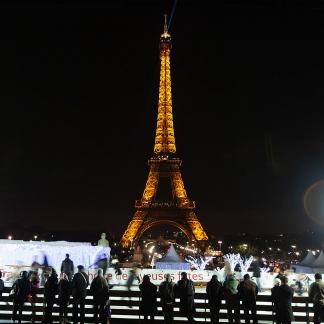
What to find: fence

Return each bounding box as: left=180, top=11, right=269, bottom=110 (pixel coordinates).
left=0, top=287, right=313, bottom=323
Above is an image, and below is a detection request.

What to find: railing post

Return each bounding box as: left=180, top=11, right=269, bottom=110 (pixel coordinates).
left=139, top=294, right=141, bottom=323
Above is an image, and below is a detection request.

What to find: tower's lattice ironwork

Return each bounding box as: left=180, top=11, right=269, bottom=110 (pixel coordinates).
left=121, top=17, right=208, bottom=248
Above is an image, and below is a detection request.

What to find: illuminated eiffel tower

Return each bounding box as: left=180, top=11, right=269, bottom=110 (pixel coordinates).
left=121, top=17, right=208, bottom=248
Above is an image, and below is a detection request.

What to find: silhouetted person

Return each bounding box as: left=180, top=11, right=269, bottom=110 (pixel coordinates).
left=44, top=269, right=58, bottom=324
left=0, top=271, right=4, bottom=297
left=238, top=273, right=258, bottom=324
left=159, top=274, right=176, bottom=324
left=61, top=253, right=74, bottom=281
left=90, top=268, right=109, bottom=324
left=277, top=276, right=294, bottom=324
left=309, top=273, right=324, bottom=324
left=271, top=278, right=281, bottom=324
left=206, top=274, right=223, bottom=324
left=139, top=275, right=157, bottom=323
left=72, top=265, right=89, bottom=324
left=58, top=272, right=71, bottom=324
left=223, top=273, right=240, bottom=324
left=12, top=271, right=31, bottom=324
left=176, top=272, right=196, bottom=323
left=29, top=271, right=40, bottom=323
left=252, top=259, right=262, bottom=291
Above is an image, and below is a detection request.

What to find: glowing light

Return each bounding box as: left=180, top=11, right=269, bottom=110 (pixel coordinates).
left=120, top=19, right=208, bottom=248
left=186, top=255, right=214, bottom=270
left=8, top=235, right=12, bottom=240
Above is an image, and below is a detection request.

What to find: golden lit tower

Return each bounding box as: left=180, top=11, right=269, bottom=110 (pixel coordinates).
left=121, top=16, right=208, bottom=248
left=154, top=15, right=176, bottom=155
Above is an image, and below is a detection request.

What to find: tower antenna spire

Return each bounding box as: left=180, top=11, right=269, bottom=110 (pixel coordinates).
left=164, top=14, right=168, bottom=34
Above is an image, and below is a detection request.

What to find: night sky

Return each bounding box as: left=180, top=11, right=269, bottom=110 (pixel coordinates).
left=1, top=1, right=324, bottom=241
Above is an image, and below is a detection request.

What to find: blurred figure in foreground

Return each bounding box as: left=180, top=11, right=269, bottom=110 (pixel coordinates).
left=271, top=278, right=281, bottom=324
left=139, top=275, right=157, bottom=323
left=176, top=272, right=196, bottom=323
left=159, top=274, right=176, bottom=324
left=90, top=268, right=110, bottom=324
left=44, top=268, right=58, bottom=323
left=58, top=272, right=71, bottom=324
left=223, top=273, right=240, bottom=324
left=206, top=274, right=223, bottom=324
left=12, top=271, right=31, bottom=324
left=309, top=273, right=324, bottom=324
left=72, top=265, right=89, bottom=324
left=238, top=273, right=258, bottom=324
left=277, top=276, right=294, bottom=324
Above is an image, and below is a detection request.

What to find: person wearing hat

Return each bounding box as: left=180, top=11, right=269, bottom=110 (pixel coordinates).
left=271, top=278, right=281, bottom=324
left=72, top=265, right=89, bottom=324
left=238, top=273, right=258, bottom=324
left=309, top=273, right=324, bottom=324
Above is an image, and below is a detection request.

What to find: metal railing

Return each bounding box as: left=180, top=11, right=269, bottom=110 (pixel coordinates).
left=0, top=287, right=313, bottom=323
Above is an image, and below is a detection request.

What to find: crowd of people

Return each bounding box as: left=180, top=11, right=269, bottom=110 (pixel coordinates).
left=138, top=271, right=324, bottom=324
left=10, top=254, right=109, bottom=324
left=4, top=254, right=324, bottom=324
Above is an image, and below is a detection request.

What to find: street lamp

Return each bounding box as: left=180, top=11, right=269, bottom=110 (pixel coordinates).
left=291, top=245, right=296, bottom=261
left=218, top=240, right=223, bottom=251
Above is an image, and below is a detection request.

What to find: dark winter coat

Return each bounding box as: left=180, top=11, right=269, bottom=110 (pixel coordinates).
left=309, top=280, right=324, bottom=306
left=58, top=279, right=71, bottom=305
left=206, top=278, right=223, bottom=304
left=139, top=281, right=157, bottom=315
left=159, top=281, right=175, bottom=305
left=90, top=276, right=109, bottom=304
left=44, top=273, right=58, bottom=303
left=61, top=258, right=74, bottom=275
left=277, top=284, right=294, bottom=322
left=12, top=277, right=31, bottom=304
left=0, top=279, right=4, bottom=297
left=176, top=279, right=196, bottom=315
left=252, top=262, right=261, bottom=278
left=72, top=271, right=89, bottom=299
left=271, top=284, right=281, bottom=321
left=238, top=279, right=258, bottom=305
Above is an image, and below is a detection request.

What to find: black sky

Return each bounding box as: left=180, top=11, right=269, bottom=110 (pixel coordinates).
left=1, top=1, right=324, bottom=241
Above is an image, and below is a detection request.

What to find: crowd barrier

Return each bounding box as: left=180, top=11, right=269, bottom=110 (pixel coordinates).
left=0, top=287, right=314, bottom=323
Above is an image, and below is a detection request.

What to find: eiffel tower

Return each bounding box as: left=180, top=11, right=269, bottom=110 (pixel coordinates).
left=121, top=17, right=208, bottom=248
